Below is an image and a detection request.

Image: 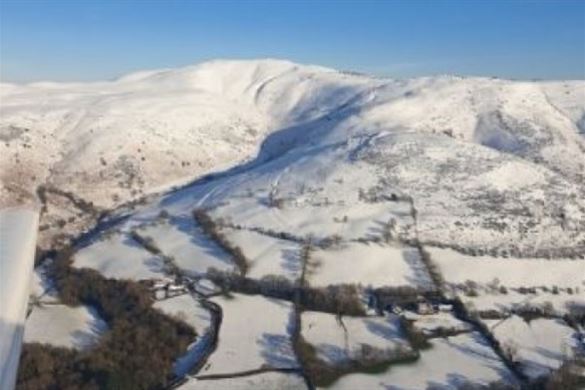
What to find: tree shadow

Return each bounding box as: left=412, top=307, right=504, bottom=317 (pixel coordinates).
left=168, top=214, right=233, bottom=267
left=402, top=246, right=433, bottom=289
left=281, top=247, right=302, bottom=277
left=70, top=329, right=100, bottom=349
left=143, top=256, right=165, bottom=273
left=257, top=333, right=298, bottom=368
left=317, top=342, right=349, bottom=365
left=364, top=316, right=403, bottom=342
left=364, top=219, right=385, bottom=241
left=120, top=234, right=166, bottom=274
left=70, top=306, right=107, bottom=350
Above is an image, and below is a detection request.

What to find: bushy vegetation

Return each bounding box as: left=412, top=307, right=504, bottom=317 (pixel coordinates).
left=373, top=286, right=441, bottom=310
left=17, top=248, right=196, bottom=390
left=206, top=268, right=366, bottom=316
left=193, top=209, right=249, bottom=275
left=130, top=231, right=161, bottom=255
left=417, top=243, right=446, bottom=293
left=267, top=189, right=285, bottom=209
left=513, top=302, right=555, bottom=322
left=224, top=223, right=305, bottom=243
left=564, top=303, right=585, bottom=328
left=398, top=316, right=431, bottom=350
left=318, top=234, right=343, bottom=249
left=536, top=357, right=585, bottom=390
left=37, top=185, right=100, bottom=217
left=299, top=239, right=318, bottom=287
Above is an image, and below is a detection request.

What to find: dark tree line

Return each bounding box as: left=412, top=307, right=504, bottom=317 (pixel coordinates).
left=193, top=209, right=249, bottom=276
left=207, top=268, right=366, bottom=316
left=17, top=247, right=196, bottom=390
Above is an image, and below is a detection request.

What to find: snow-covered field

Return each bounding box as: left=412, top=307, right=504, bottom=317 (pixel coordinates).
left=485, top=316, right=580, bottom=379
left=138, top=217, right=234, bottom=276
left=431, top=248, right=585, bottom=288
left=179, top=372, right=307, bottom=390
left=329, top=332, right=517, bottom=390
left=200, top=293, right=298, bottom=375
left=73, top=232, right=165, bottom=280
left=430, top=248, right=585, bottom=315
left=223, top=228, right=302, bottom=281
left=463, top=289, right=583, bottom=316
left=0, top=207, right=39, bottom=390
left=302, top=311, right=410, bottom=365
left=308, top=243, right=432, bottom=289
left=23, top=304, right=106, bottom=349
left=154, top=294, right=212, bottom=332
left=211, top=195, right=414, bottom=243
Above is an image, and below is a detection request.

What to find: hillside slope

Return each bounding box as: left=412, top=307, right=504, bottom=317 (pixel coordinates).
left=1, top=59, right=584, bottom=250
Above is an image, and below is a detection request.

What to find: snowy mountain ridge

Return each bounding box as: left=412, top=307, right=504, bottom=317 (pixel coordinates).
left=5, top=59, right=585, bottom=390
left=1, top=59, right=584, bottom=251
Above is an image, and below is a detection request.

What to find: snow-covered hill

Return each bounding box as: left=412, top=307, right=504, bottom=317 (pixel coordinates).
left=6, top=59, right=585, bottom=389
left=1, top=59, right=584, bottom=250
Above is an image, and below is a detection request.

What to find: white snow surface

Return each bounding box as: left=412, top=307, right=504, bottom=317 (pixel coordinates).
left=200, top=293, right=298, bottom=375
left=309, top=243, right=432, bottom=289
left=329, top=332, right=517, bottom=390
left=485, top=316, right=579, bottom=379
left=431, top=248, right=585, bottom=288
left=154, top=294, right=212, bottom=333
left=179, top=372, right=307, bottom=390
left=23, top=304, right=106, bottom=349
left=139, top=218, right=235, bottom=276
left=73, top=232, right=165, bottom=280
left=223, top=228, right=301, bottom=280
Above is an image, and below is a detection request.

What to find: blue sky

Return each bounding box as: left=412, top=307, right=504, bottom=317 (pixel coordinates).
left=1, top=0, right=584, bottom=82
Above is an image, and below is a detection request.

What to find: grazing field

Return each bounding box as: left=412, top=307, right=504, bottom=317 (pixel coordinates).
left=485, top=316, right=580, bottom=379
left=308, top=243, right=431, bottom=289
left=73, top=232, right=164, bottom=280
left=179, top=371, right=307, bottom=389
left=211, top=196, right=414, bottom=243
left=139, top=217, right=234, bottom=276
left=430, top=248, right=585, bottom=288
left=463, top=290, right=583, bottom=316
left=430, top=247, right=585, bottom=315
left=223, top=228, right=302, bottom=281
left=301, top=311, right=411, bottom=365
left=329, top=332, right=517, bottom=389
left=201, top=293, right=298, bottom=375
left=24, top=305, right=106, bottom=349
